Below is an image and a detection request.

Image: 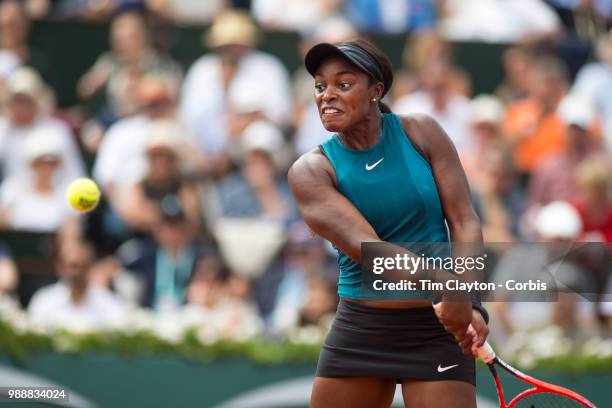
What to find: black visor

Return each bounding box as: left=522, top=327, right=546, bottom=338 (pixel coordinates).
left=304, top=42, right=389, bottom=96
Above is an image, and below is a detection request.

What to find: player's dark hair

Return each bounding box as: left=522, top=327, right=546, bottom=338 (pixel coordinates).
left=344, top=39, right=394, bottom=113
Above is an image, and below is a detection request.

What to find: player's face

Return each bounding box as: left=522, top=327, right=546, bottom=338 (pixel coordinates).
left=314, top=57, right=373, bottom=132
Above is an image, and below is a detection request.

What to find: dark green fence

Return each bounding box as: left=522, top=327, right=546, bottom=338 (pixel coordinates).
left=29, top=20, right=506, bottom=109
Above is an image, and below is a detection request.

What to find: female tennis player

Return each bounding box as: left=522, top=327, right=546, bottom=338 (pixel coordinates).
left=288, top=39, right=490, bottom=407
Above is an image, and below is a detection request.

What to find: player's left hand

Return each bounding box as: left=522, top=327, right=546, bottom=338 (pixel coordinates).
left=467, top=309, right=489, bottom=357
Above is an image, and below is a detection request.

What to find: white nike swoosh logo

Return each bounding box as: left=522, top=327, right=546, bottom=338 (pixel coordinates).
left=437, top=364, right=459, bottom=373
left=365, top=158, right=384, bottom=171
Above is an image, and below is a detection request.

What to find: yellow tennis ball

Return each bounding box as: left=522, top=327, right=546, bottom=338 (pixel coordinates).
left=66, top=178, right=100, bottom=213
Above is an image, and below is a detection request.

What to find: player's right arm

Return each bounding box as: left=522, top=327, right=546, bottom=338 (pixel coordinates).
left=288, top=149, right=380, bottom=263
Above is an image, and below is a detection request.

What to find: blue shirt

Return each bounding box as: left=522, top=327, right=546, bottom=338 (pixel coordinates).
left=345, top=0, right=437, bottom=33
left=321, top=113, right=449, bottom=300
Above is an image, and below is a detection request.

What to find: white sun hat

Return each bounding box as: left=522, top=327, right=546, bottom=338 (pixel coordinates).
left=557, top=94, right=595, bottom=130
left=241, top=120, right=285, bottom=156
left=534, top=201, right=583, bottom=240
left=24, top=129, right=64, bottom=163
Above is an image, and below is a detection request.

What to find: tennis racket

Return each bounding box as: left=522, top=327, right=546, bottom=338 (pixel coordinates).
left=473, top=329, right=597, bottom=407
left=432, top=304, right=596, bottom=407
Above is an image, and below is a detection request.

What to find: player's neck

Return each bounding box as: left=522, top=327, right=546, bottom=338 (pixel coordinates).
left=338, top=112, right=382, bottom=150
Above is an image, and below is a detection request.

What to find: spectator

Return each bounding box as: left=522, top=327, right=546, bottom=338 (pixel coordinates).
left=298, top=277, right=337, bottom=327
left=547, top=0, right=612, bottom=33
left=571, top=29, right=612, bottom=146
left=487, top=201, right=594, bottom=346
left=293, top=16, right=357, bottom=156
left=29, top=0, right=146, bottom=20
left=146, top=0, right=225, bottom=25
left=117, top=120, right=202, bottom=233
left=531, top=202, right=597, bottom=335
left=390, top=32, right=451, bottom=106
left=77, top=10, right=182, bottom=127
left=91, top=72, right=204, bottom=253
left=186, top=254, right=262, bottom=339
left=269, top=221, right=334, bottom=333
left=401, top=31, right=452, bottom=75
left=0, top=0, right=54, bottom=94
left=0, top=67, right=85, bottom=185
left=344, top=0, right=437, bottom=34
left=571, top=156, right=612, bottom=242
left=607, top=119, right=612, bottom=156
left=28, top=239, right=127, bottom=330
left=93, top=73, right=188, bottom=199
left=502, top=56, right=570, bottom=175
left=252, top=0, right=341, bottom=33
left=0, top=48, right=19, bottom=90
left=119, top=198, right=209, bottom=310
left=216, top=120, right=297, bottom=222
left=0, top=130, right=75, bottom=232
left=223, top=76, right=277, bottom=161
left=448, top=66, right=473, bottom=99
left=211, top=120, right=295, bottom=291
left=471, top=145, right=525, bottom=243
left=20, top=0, right=50, bottom=19
left=495, top=45, right=536, bottom=104
left=394, top=58, right=472, bottom=151
left=603, top=274, right=612, bottom=334
left=545, top=0, right=598, bottom=77
left=0, top=242, right=18, bottom=295
left=180, top=10, right=292, bottom=157
left=186, top=254, right=227, bottom=308
left=462, top=95, right=507, bottom=180
left=439, top=0, right=560, bottom=43
left=526, top=95, right=600, bottom=210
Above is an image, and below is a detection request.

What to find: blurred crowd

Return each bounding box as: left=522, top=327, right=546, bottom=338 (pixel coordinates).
left=0, top=0, right=611, bottom=349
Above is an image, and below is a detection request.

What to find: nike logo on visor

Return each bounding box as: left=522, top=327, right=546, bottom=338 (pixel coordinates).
left=437, top=364, right=459, bottom=373
left=365, top=158, right=384, bottom=171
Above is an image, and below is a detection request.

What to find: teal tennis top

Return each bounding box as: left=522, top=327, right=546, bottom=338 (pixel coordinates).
left=320, top=113, right=450, bottom=300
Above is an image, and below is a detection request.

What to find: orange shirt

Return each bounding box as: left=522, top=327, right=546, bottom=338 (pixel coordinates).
left=503, top=98, right=567, bottom=173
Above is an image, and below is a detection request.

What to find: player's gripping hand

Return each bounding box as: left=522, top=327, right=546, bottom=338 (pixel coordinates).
left=468, top=309, right=489, bottom=356
left=433, top=299, right=473, bottom=356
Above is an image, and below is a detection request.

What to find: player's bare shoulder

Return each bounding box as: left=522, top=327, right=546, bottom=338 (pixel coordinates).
left=288, top=148, right=337, bottom=195
left=397, top=113, right=456, bottom=161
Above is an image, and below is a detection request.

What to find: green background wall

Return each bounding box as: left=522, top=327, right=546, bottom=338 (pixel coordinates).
left=1, top=353, right=608, bottom=407
left=28, top=21, right=506, bottom=109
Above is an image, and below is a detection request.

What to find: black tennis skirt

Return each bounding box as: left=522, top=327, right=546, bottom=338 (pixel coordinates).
left=316, top=300, right=475, bottom=385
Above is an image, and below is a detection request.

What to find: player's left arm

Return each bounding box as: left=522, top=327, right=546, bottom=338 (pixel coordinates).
left=399, top=114, right=489, bottom=348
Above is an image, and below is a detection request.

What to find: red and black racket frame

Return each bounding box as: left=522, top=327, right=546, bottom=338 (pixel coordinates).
left=486, top=356, right=597, bottom=408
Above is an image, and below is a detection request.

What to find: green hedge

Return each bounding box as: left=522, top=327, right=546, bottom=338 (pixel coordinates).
left=1, top=318, right=611, bottom=373
left=0, top=319, right=320, bottom=365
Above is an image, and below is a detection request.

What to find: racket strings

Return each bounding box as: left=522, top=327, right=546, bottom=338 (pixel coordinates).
left=515, top=392, right=590, bottom=407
